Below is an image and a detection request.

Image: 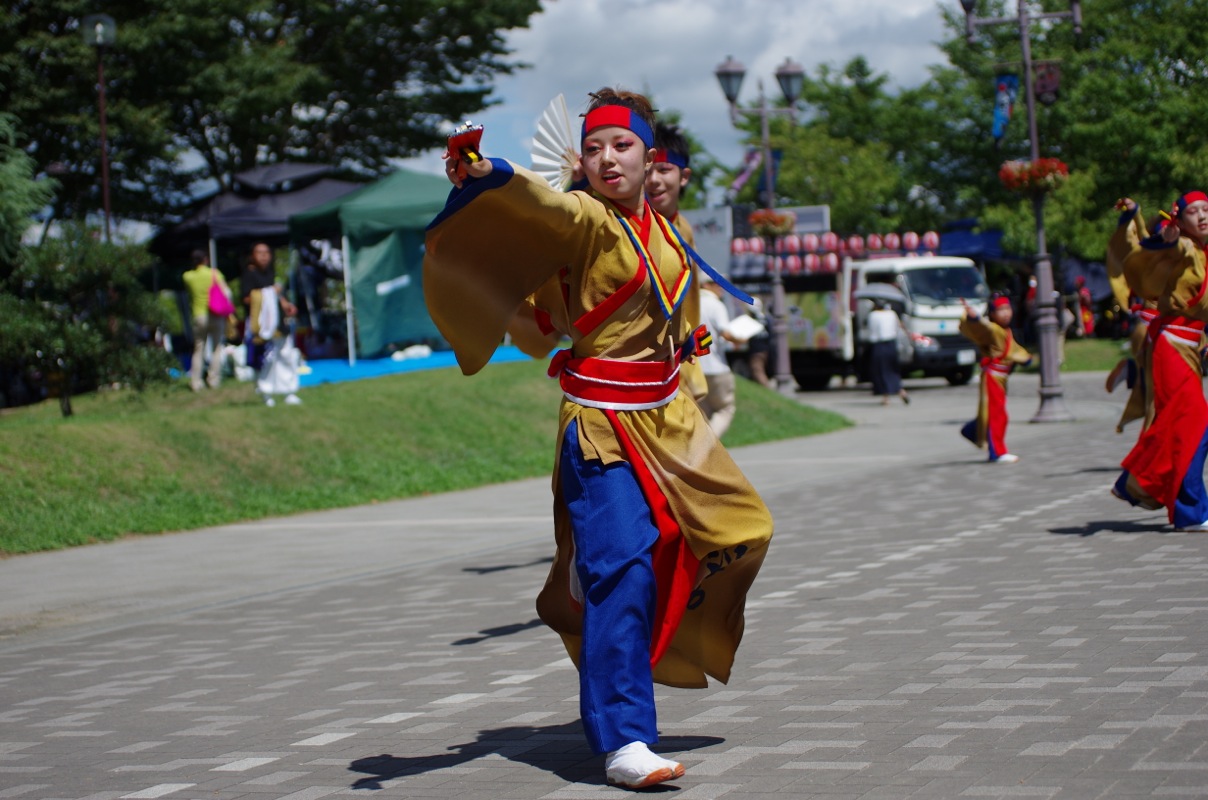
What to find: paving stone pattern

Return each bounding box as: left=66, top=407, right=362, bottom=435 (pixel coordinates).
left=2, top=373, right=1207, bottom=799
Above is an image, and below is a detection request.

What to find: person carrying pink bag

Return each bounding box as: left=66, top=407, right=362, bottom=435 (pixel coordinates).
left=181, top=248, right=233, bottom=391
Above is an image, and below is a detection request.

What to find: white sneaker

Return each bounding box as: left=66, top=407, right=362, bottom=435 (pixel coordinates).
left=1176, top=521, right=1208, bottom=532
left=604, top=742, right=685, bottom=789
left=992, top=453, right=1019, bottom=464
left=284, top=393, right=302, bottom=406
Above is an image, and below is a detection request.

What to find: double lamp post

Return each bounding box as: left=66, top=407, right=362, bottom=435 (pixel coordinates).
left=961, top=0, right=1081, bottom=423
left=715, top=56, right=805, bottom=391
left=81, top=13, right=116, bottom=243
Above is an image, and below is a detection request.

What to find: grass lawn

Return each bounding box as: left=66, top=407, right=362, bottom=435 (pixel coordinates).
left=0, top=359, right=848, bottom=555
left=1057, top=337, right=1131, bottom=373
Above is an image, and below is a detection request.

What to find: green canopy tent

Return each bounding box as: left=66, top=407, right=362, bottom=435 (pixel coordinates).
left=289, top=168, right=451, bottom=364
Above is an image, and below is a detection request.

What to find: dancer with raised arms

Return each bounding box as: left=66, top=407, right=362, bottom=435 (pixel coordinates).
left=423, top=88, right=773, bottom=789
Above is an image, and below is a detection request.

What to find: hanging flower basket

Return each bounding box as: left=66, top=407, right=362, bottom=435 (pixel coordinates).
left=749, top=209, right=796, bottom=238
left=998, top=158, right=1069, bottom=195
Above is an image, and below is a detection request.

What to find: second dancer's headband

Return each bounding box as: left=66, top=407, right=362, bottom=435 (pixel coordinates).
left=653, top=149, right=689, bottom=169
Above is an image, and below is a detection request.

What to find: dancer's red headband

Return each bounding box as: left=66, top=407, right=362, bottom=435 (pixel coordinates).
left=582, top=106, right=655, bottom=148
left=1174, top=191, right=1208, bottom=217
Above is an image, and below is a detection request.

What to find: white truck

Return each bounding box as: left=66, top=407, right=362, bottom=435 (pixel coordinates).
left=732, top=254, right=991, bottom=390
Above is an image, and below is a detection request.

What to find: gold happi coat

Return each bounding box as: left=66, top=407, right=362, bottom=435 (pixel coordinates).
left=1119, top=209, right=1208, bottom=319
left=672, top=213, right=709, bottom=403
left=423, top=161, right=773, bottom=688
left=1107, top=211, right=1155, bottom=431
left=1117, top=205, right=1208, bottom=384
left=958, top=316, right=1031, bottom=371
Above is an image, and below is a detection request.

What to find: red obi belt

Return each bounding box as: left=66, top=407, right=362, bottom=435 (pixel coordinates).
left=548, top=350, right=680, bottom=411
left=1148, top=315, right=1206, bottom=347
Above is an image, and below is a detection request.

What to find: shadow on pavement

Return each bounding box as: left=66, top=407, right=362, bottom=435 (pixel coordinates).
left=462, top=556, right=553, bottom=576
left=347, top=722, right=722, bottom=789
left=451, top=618, right=546, bottom=646
left=1049, top=519, right=1172, bottom=537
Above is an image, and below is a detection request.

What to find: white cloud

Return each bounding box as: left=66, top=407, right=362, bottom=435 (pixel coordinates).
left=401, top=0, right=952, bottom=184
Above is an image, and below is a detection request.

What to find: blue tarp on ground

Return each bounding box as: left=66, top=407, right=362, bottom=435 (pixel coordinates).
left=298, top=346, right=536, bottom=387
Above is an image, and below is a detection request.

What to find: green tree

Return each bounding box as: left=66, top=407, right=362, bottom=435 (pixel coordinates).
left=0, top=113, right=54, bottom=266
left=717, top=2, right=1208, bottom=261
left=933, top=0, right=1208, bottom=261
left=774, top=128, right=903, bottom=234
left=1, top=0, right=541, bottom=222
left=0, top=224, right=174, bottom=416
left=720, top=56, right=981, bottom=235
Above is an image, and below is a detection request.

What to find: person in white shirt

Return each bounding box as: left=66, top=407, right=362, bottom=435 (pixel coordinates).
left=867, top=299, right=910, bottom=405
left=698, top=275, right=750, bottom=437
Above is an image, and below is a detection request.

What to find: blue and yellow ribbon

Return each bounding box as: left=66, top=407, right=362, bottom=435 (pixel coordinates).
left=611, top=206, right=693, bottom=320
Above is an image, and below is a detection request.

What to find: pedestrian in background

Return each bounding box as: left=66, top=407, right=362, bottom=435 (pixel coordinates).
left=744, top=297, right=772, bottom=387
left=867, top=299, right=909, bottom=405
left=698, top=274, right=750, bottom=438
left=181, top=249, right=232, bottom=391
left=240, top=242, right=295, bottom=370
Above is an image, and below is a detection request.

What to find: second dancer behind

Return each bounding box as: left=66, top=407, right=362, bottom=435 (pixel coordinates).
left=1110, top=194, right=1208, bottom=531
left=423, top=88, right=774, bottom=789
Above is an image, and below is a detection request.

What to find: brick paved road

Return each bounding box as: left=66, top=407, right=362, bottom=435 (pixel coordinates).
left=2, top=371, right=1205, bottom=799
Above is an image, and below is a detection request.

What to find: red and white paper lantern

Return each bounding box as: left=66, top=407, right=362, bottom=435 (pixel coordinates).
left=903, top=231, right=920, bottom=251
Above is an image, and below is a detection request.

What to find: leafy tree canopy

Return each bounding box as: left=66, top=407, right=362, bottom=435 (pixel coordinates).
left=721, top=0, right=1208, bottom=263
left=0, top=223, right=175, bottom=416
left=0, top=112, right=54, bottom=266
left=1, top=0, right=541, bottom=222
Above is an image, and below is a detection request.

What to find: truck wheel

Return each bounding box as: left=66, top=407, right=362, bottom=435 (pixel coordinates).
left=946, top=368, right=974, bottom=386
left=794, top=373, right=833, bottom=391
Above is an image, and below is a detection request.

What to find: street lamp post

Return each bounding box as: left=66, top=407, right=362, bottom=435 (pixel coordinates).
left=82, top=14, right=117, bottom=243
left=716, top=56, right=805, bottom=392
left=961, top=0, right=1079, bottom=423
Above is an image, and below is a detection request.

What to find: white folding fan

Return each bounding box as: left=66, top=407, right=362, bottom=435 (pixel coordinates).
left=531, top=93, right=579, bottom=191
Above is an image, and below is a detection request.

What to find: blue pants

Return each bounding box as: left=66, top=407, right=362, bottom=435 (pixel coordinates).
left=1114, top=425, right=1208, bottom=528
left=560, top=420, right=659, bottom=754
left=1175, top=426, right=1208, bottom=527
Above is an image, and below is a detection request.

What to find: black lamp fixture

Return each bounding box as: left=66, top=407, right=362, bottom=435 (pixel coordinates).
left=81, top=13, right=116, bottom=47
left=774, top=58, right=805, bottom=106
left=714, top=56, right=746, bottom=106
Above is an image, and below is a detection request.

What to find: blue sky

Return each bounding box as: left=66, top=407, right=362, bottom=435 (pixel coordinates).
left=402, top=0, right=954, bottom=193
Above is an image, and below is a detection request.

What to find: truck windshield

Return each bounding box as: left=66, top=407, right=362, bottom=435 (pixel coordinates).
left=900, top=267, right=988, bottom=306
